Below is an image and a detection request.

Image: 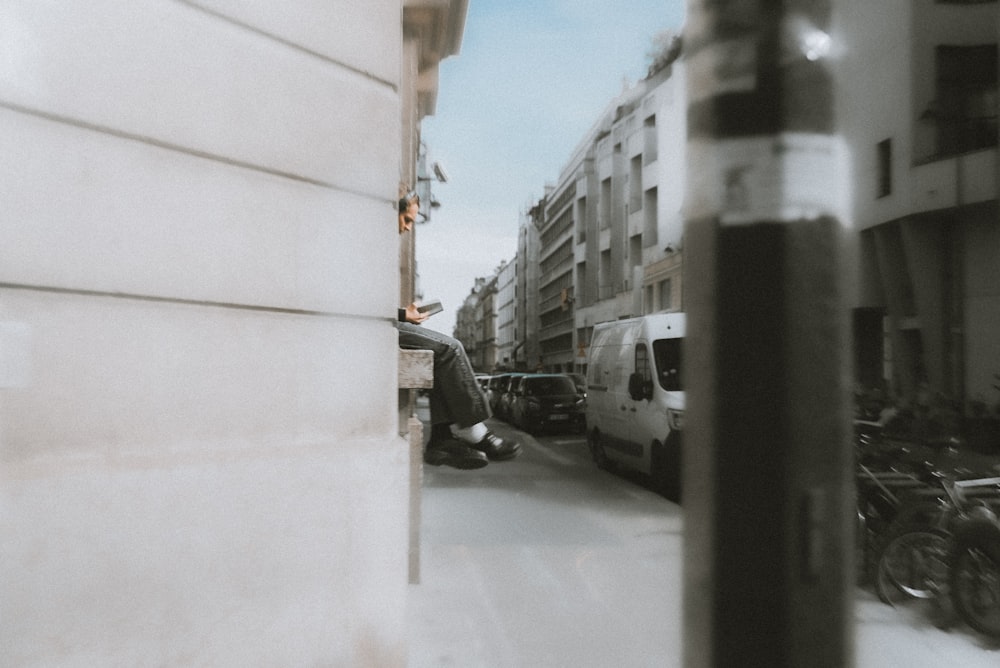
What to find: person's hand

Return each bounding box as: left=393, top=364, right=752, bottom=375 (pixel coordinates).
left=404, top=303, right=429, bottom=324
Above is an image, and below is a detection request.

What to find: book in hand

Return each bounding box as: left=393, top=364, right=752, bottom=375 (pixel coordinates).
left=416, top=299, right=443, bottom=317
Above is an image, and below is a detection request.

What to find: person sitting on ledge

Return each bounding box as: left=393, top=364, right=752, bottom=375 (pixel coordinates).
left=397, top=190, right=521, bottom=469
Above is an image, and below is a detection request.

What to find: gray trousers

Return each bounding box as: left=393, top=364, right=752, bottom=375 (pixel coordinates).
left=397, top=322, right=491, bottom=428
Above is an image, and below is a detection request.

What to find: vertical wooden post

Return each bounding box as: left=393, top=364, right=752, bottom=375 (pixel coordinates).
left=682, top=2, right=854, bottom=666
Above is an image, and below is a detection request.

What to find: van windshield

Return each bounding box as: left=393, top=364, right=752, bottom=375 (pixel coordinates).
left=652, top=339, right=682, bottom=391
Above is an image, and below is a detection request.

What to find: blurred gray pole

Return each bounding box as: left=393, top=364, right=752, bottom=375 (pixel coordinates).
left=682, top=2, right=854, bottom=667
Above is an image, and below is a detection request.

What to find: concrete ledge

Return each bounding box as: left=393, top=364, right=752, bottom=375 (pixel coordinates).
left=399, top=349, right=434, bottom=389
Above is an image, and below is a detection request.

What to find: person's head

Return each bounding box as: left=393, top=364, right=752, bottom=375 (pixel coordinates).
left=398, top=191, right=420, bottom=234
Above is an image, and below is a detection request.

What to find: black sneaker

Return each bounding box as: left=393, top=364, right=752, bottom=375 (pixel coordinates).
left=424, top=439, right=489, bottom=469
left=470, top=431, right=521, bottom=461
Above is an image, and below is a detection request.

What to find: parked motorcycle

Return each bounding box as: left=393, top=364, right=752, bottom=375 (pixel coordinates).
left=854, top=419, right=939, bottom=585
left=873, top=471, right=1000, bottom=636
left=949, top=500, right=1000, bottom=637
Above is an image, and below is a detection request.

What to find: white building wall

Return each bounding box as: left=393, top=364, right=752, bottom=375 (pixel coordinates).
left=836, top=0, right=1000, bottom=403
left=517, top=211, right=542, bottom=369
left=496, top=260, right=517, bottom=369
left=567, top=65, right=686, bottom=337
left=837, top=0, right=998, bottom=229
left=1, top=2, right=410, bottom=665
left=654, top=64, right=687, bottom=258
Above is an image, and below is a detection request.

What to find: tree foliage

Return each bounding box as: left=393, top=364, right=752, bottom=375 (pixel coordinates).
left=646, top=30, right=683, bottom=78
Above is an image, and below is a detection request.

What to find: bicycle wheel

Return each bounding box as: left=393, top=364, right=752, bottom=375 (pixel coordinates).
left=950, top=541, right=1000, bottom=638
left=875, top=527, right=952, bottom=606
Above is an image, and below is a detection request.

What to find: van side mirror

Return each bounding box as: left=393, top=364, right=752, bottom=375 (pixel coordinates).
left=628, top=373, right=653, bottom=401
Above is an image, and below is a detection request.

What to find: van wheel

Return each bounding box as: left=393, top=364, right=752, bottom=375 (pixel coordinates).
left=588, top=429, right=611, bottom=470
left=651, top=437, right=681, bottom=502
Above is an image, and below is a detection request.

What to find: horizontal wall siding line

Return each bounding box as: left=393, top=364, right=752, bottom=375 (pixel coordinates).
left=0, top=282, right=392, bottom=323
left=0, top=100, right=390, bottom=209
left=176, top=0, right=399, bottom=92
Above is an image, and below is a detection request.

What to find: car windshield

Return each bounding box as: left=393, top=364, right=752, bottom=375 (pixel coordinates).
left=524, top=376, right=576, bottom=396
left=652, top=339, right=682, bottom=391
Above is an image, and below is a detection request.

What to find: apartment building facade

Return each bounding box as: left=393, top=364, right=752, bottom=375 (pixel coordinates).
left=495, top=259, right=518, bottom=369
left=478, top=275, right=498, bottom=370
left=454, top=280, right=478, bottom=364
left=538, top=179, right=579, bottom=370
left=454, top=275, right=491, bottom=371
left=517, top=202, right=544, bottom=371
left=550, top=57, right=687, bottom=374
left=455, top=52, right=687, bottom=377
left=838, top=0, right=1000, bottom=408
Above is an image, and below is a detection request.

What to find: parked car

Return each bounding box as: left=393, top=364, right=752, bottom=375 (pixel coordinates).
left=510, top=373, right=586, bottom=434
left=497, top=372, right=529, bottom=421
left=487, top=373, right=512, bottom=413
left=567, top=372, right=587, bottom=396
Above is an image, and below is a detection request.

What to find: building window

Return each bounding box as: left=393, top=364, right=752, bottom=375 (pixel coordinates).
left=600, top=178, right=612, bottom=230
left=876, top=139, right=892, bottom=198
left=658, top=278, right=672, bottom=311
left=599, top=249, right=612, bottom=300
left=644, top=187, right=658, bottom=247
left=929, top=44, right=998, bottom=156
left=629, top=155, right=643, bottom=211
left=643, top=115, right=658, bottom=165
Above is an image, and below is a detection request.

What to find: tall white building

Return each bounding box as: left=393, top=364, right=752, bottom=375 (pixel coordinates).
left=457, top=44, right=687, bottom=376
left=539, top=50, right=687, bottom=374
left=837, top=0, right=1000, bottom=411
left=495, top=259, right=518, bottom=370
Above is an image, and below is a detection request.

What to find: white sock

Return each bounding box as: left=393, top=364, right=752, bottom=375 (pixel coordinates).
left=452, top=422, right=487, bottom=444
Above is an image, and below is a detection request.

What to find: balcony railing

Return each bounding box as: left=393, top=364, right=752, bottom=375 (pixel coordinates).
left=540, top=291, right=573, bottom=312
left=539, top=319, right=574, bottom=341
left=539, top=262, right=573, bottom=289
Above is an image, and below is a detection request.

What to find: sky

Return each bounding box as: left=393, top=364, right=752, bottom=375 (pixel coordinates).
left=416, top=0, right=686, bottom=334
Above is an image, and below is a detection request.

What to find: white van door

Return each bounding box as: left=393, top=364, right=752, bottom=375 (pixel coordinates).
left=587, top=323, right=632, bottom=460
left=619, top=339, right=657, bottom=472
left=603, top=339, right=636, bottom=459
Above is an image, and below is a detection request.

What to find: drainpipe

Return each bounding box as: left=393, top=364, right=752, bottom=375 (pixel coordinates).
left=683, top=3, right=853, bottom=667
left=950, top=146, right=965, bottom=410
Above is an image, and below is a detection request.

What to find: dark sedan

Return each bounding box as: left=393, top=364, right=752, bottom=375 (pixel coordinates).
left=510, top=373, right=586, bottom=434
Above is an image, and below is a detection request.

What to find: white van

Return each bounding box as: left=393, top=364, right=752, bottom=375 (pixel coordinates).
left=585, top=312, right=684, bottom=499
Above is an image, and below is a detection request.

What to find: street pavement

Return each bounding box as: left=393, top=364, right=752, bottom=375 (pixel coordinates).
left=406, top=400, right=1000, bottom=667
